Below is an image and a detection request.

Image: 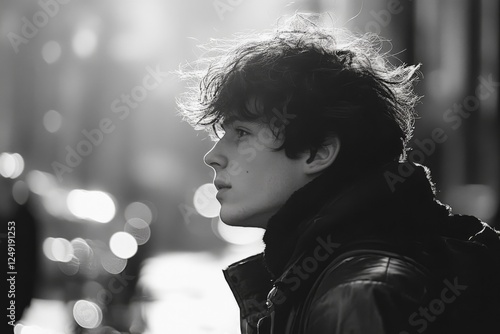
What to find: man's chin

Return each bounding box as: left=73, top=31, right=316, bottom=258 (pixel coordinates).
left=219, top=211, right=268, bottom=229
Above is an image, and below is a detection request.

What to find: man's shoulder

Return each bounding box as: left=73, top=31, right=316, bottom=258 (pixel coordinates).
left=302, top=235, right=500, bottom=334
left=310, top=250, right=433, bottom=304
left=300, top=251, right=435, bottom=333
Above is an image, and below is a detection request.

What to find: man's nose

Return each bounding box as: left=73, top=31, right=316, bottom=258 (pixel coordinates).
left=203, top=141, right=227, bottom=170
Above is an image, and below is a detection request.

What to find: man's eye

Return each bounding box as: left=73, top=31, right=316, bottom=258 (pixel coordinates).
left=235, top=129, right=250, bottom=138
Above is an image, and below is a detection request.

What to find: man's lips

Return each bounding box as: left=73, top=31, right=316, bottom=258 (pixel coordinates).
left=214, top=179, right=231, bottom=191
left=215, top=187, right=230, bottom=200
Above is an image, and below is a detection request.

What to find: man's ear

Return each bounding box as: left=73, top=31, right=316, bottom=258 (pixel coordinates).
left=303, top=136, right=341, bottom=175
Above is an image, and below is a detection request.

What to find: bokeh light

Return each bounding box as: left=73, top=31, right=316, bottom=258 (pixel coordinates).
left=213, top=218, right=264, bottom=246
left=51, top=238, right=74, bottom=262
left=42, top=188, right=68, bottom=217
left=124, top=201, right=153, bottom=224
left=73, top=300, right=103, bottom=329
left=43, top=110, right=62, bottom=133
left=193, top=183, right=220, bottom=218
left=109, top=232, right=138, bottom=259
left=26, top=170, right=57, bottom=196
left=12, top=153, right=24, bottom=177
left=12, top=180, right=30, bottom=205
left=67, top=189, right=116, bottom=223
left=43, top=237, right=76, bottom=263
left=71, top=238, right=93, bottom=262
left=13, top=324, right=58, bottom=334
left=58, top=256, right=80, bottom=276
left=0, top=152, right=24, bottom=178
left=43, top=238, right=57, bottom=262
left=42, top=40, right=62, bottom=64
left=124, top=218, right=151, bottom=245
left=0, top=152, right=15, bottom=177
left=101, top=251, right=127, bottom=274
left=72, top=28, right=98, bottom=58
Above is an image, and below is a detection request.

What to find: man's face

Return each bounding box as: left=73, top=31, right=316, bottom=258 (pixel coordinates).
left=204, top=119, right=311, bottom=229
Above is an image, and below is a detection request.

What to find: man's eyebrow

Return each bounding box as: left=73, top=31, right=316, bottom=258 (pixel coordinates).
left=220, top=117, right=260, bottom=130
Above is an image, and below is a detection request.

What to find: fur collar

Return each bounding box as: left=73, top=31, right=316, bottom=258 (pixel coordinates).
left=262, top=161, right=452, bottom=278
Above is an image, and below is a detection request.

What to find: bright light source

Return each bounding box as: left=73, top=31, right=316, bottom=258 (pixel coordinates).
left=73, top=300, right=102, bottom=329
left=124, top=201, right=153, bottom=224
left=11, top=153, right=24, bottom=178
left=0, top=153, right=16, bottom=178
left=0, top=152, right=22, bottom=178
left=43, top=237, right=75, bottom=263
left=43, top=110, right=62, bottom=133
left=193, top=183, right=220, bottom=218
left=67, top=189, right=116, bottom=223
left=43, top=238, right=57, bottom=261
left=109, top=232, right=138, bottom=259
left=72, top=28, right=98, bottom=58
left=13, top=323, right=24, bottom=334
left=14, top=324, right=53, bottom=334
left=67, top=190, right=88, bottom=219
left=124, top=218, right=151, bottom=245
left=42, top=40, right=62, bottom=64
left=214, top=218, right=264, bottom=246
left=52, top=238, right=74, bottom=262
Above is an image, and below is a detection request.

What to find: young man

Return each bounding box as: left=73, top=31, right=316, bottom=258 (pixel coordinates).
left=178, top=14, right=500, bottom=334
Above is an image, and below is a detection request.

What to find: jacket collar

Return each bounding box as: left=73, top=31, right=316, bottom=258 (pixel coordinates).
left=262, top=161, right=449, bottom=278
left=223, top=253, right=273, bottom=333
left=262, top=160, right=362, bottom=278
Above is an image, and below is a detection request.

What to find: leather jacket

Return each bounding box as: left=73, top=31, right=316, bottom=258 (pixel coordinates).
left=223, top=162, right=500, bottom=333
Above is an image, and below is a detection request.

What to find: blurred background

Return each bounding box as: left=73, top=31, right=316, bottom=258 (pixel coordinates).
left=0, top=0, right=498, bottom=333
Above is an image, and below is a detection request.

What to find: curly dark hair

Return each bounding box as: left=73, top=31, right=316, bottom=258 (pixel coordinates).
left=177, top=13, right=421, bottom=170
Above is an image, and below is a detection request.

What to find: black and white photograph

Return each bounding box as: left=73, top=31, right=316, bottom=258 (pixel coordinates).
left=1, top=0, right=499, bottom=333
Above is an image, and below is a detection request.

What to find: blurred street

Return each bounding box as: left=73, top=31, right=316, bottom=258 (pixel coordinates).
left=19, top=245, right=264, bottom=334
